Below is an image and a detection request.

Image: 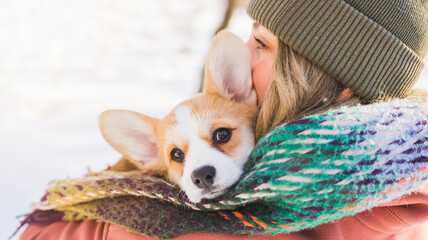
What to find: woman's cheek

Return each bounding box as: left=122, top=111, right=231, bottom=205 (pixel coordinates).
left=252, top=58, right=274, bottom=100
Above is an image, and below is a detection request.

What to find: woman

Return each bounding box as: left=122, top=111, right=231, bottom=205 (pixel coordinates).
left=20, top=0, right=428, bottom=239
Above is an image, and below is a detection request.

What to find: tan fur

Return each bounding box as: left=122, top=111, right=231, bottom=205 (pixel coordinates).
left=191, top=94, right=255, bottom=159
left=108, top=158, right=141, bottom=171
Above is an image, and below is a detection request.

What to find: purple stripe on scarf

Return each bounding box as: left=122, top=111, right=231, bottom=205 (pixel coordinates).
left=123, top=178, right=137, bottom=189
left=284, top=118, right=314, bottom=126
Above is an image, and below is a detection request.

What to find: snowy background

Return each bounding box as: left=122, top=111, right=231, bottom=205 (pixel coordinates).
left=0, top=1, right=427, bottom=239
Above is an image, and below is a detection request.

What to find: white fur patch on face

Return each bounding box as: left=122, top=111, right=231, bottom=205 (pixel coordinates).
left=182, top=141, right=243, bottom=203
left=167, top=105, right=247, bottom=203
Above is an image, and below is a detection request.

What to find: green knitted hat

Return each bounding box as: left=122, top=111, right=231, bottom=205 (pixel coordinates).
left=247, top=0, right=428, bottom=102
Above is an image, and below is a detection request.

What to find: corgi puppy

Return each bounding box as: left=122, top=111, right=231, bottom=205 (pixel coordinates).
left=99, top=31, right=257, bottom=203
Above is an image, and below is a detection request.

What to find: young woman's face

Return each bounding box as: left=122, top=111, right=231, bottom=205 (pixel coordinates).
left=246, top=22, right=278, bottom=100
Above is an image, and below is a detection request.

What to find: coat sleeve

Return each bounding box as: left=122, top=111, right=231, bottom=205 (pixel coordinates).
left=19, top=221, right=108, bottom=240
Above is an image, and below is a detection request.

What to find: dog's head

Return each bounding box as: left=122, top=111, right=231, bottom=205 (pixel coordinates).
left=99, top=31, right=256, bottom=203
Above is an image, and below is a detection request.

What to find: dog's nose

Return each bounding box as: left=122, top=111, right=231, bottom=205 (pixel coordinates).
left=191, top=166, right=216, bottom=189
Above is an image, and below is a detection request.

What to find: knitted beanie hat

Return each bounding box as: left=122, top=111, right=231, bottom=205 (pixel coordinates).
left=247, top=0, right=428, bottom=102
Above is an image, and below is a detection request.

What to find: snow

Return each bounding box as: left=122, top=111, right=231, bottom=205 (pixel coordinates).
left=0, top=1, right=426, bottom=239
left=0, top=1, right=254, bottom=238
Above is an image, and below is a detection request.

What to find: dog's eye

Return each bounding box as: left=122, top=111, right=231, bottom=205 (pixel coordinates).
left=170, top=148, right=185, bottom=163
left=213, top=128, right=232, bottom=144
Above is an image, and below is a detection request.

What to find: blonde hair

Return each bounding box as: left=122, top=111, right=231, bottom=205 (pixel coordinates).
left=256, top=41, right=361, bottom=140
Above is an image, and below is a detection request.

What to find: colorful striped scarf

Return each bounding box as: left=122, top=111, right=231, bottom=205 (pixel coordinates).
left=23, top=91, right=428, bottom=239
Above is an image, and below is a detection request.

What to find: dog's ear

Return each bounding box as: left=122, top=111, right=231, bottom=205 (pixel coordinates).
left=204, top=31, right=257, bottom=106
left=99, top=110, right=160, bottom=164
